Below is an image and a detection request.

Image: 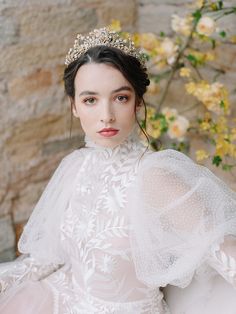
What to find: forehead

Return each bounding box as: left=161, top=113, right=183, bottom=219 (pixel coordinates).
left=74, top=63, right=133, bottom=92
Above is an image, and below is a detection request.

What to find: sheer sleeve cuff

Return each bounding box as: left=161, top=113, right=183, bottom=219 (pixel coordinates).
left=208, top=235, right=236, bottom=288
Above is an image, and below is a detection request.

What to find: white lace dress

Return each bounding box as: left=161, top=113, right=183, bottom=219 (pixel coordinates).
left=0, top=131, right=236, bottom=314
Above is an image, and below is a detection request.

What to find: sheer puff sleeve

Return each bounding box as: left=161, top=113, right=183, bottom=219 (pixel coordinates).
left=17, top=149, right=84, bottom=265
left=126, top=149, right=236, bottom=288
left=0, top=150, right=84, bottom=294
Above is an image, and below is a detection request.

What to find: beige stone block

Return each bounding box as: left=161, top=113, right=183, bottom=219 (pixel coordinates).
left=96, top=0, right=136, bottom=29
left=214, top=44, right=236, bottom=72
left=8, top=68, right=52, bottom=100
left=137, top=3, right=189, bottom=34
left=19, top=6, right=97, bottom=40
left=54, top=64, right=66, bottom=85
left=5, top=114, right=67, bottom=166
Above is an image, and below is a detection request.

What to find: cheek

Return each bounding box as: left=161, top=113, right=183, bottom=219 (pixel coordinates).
left=120, top=109, right=136, bottom=125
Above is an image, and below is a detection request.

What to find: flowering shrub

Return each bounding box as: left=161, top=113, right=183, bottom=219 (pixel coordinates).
left=111, top=0, right=236, bottom=172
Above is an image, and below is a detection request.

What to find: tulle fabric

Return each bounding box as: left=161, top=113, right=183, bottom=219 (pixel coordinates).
left=165, top=273, right=236, bottom=314
left=1, top=133, right=236, bottom=313
left=126, top=149, right=236, bottom=288
left=18, top=150, right=85, bottom=265
left=0, top=280, right=53, bottom=314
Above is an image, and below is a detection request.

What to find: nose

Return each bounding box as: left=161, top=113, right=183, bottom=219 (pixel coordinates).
left=100, top=103, right=115, bottom=123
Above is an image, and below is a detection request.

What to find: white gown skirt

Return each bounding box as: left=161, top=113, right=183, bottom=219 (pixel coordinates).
left=0, top=280, right=54, bottom=314
left=164, top=274, right=236, bottom=314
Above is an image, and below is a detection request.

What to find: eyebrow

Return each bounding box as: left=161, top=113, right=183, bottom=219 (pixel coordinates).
left=78, top=86, right=133, bottom=97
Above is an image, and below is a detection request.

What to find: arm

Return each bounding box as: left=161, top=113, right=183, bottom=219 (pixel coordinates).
left=0, top=254, right=60, bottom=294
left=127, top=149, right=236, bottom=288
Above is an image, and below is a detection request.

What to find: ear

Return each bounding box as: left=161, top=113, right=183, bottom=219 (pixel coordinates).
left=70, top=97, right=80, bottom=118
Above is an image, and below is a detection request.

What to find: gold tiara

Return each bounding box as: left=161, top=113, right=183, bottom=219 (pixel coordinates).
left=65, top=27, right=146, bottom=68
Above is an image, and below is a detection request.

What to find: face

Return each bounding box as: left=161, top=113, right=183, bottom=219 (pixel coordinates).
left=72, top=63, right=139, bottom=148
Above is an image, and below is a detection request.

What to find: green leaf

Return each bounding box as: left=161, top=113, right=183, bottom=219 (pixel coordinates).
left=154, top=112, right=164, bottom=119
left=187, top=54, right=198, bottom=66
left=160, top=117, right=168, bottom=133
left=140, top=119, right=146, bottom=129
left=169, top=116, right=176, bottom=122
left=219, top=30, right=226, bottom=38
left=218, top=1, right=223, bottom=9
left=160, top=31, right=165, bottom=37
left=222, top=164, right=234, bottom=171
left=219, top=100, right=225, bottom=108
left=212, top=155, right=222, bottom=166
left=192, top=10, right=202, bottom=23
left=211, top=38, right=216, bottom=49
left=209, top=138, right=216, bottom=145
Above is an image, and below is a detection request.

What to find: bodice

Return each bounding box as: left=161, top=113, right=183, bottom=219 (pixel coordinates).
left=45, top=128, right=167, bottom=313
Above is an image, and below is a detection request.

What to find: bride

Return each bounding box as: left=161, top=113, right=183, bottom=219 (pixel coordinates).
left=0, top=26, right=235, bottom=314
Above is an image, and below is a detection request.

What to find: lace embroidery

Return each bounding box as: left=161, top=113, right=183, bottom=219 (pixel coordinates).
left=47, top=135, right=165, bottom=312
left=0, top=256, right=59, bottom=293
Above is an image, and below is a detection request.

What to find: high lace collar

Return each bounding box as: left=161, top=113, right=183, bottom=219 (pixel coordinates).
left=83, top=124, right=147, bottom=160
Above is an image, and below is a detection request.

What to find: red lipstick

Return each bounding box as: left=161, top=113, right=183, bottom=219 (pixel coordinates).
left=98, top=128, right=119, bottom=137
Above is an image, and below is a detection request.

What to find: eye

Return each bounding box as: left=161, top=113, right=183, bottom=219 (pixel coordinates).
left=83, top=97, right=96, bottom=105
left=116, top=95, right=129, bottom=102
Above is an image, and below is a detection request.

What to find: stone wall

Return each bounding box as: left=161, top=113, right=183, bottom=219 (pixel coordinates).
left=0, top=0, right=235, bottom=261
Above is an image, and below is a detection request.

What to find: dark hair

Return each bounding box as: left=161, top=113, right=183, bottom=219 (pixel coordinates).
left=63, top=45, right=150, bottom=143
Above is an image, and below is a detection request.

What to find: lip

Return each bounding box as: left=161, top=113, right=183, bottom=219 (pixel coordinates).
left=98, top=128, right=119, bottom=138
left=98, top=128, right=119, bottom=132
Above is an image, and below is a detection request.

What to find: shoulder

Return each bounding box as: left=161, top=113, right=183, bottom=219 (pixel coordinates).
left=140, top=148, right=197, bottom=176
left=51, top=148, right=86, bottom=178
left=59, top=148, right=85, bottom=166
left=62, top=148, right=85, bottom=161
left=142, top=148, right=195, bottom=165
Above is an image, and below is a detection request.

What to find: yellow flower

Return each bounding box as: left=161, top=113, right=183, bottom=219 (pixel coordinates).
left=195, top=0, right=205, bottom=8
left=146, top=124, right=161, bottom=138
left=231, top=128, right=236, bottom=141
left=137, top=33, right=159, bottom=51
left=205, top=52, right=215, bottom=61
left=161, top=107, right=178, bottom=121
left=196, top=16, right=216, bottom=36
left=150, top=128, right=161, bottom=138
left=215, top=117, right=227, bottom=133
left=180, top=67, right=191, bottom=78
left=109, top=19, right=121, bottom=32
left=230, top=36, right=236, bottom=44
left=185, top=82, right=196, bottom=94
left=200, top=121, right=211, bottom=131
left=196, top=149, right=209, bottom=161
left=185, top=81, right=230, bottom=115
left=146, top=106, right=156, bottom=119
left=167, top=115, right=190, bottom=141
left=171, top=14, right=193, bottom=36
left=215, top=137, right=236, bottom=158
left=159, top=38, right=178, bottom=65
left=187, top=49, right=213, bottom=64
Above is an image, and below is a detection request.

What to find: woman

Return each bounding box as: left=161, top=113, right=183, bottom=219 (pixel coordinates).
left=0, top=27, right=235, bottom=314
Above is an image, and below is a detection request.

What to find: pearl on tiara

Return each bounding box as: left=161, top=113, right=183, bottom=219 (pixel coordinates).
left=65, top=27, right=146, bottom=68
